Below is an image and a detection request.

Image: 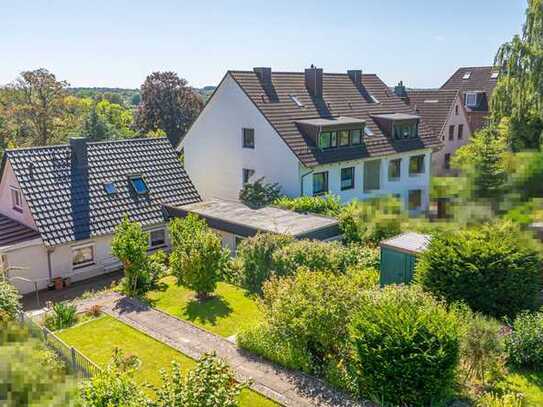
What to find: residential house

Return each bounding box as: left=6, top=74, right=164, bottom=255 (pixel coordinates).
left=395, top=85, right=472, bottom=175
left=440, top=66, right=499, bottom=132
left=180, top=67, right=441, bottom=212
left=0, top=137, right=201, bottom=294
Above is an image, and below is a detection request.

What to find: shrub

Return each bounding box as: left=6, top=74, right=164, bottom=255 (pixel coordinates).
left=86, top=304, right=102, bottom=318
left=415, top=222, right=542, bottom=318
left=338, top=196, right=404, bottom=245
left=239, top=177, right=282, bottom=209
left=169, top=215, right=229, bottom=299
left=152, top=353, right=245, bottom=407
left=505, top=311, right=543, bottom=370
left=273, top=194, right=341, bottom=216
left=112, top=216, right=156, bottom=296
left=348, top=285, right=460, bottom=405
left=0, top=280, right=21, bottom=321
left=460, top=311, right=505, bottom=386
left=234, top=232, right=293, bottom=294
left=476, top=392, right=523, bottom=407
left=243, top=268, right=364, bottom=376
left=45, top=302, right=77, bottom=331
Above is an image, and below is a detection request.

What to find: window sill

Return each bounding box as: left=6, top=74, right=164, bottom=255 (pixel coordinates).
left=340, top=186, right=354, bottom=191
left=313, top=192, right=328, bottom=197
left=73, top=262, right=96, bottom=270
left=388, top=177, right=400, bottom=182
left=242, top=146, right=255, bottom=149
left=409, top=173, right=425, bottom=177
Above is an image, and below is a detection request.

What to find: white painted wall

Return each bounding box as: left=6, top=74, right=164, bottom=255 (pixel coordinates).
left=0, top=160, right=38, bottom=229
left=183, top=74, right=301, bottom=201
left=432, top=95, right=472, bottom=176
left=301, top=150, right=432, bottom=211
left=4, top=222, right=170, bottom=294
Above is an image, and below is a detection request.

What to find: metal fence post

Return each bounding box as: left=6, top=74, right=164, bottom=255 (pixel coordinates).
left=71, top=347, right=77, bottom=372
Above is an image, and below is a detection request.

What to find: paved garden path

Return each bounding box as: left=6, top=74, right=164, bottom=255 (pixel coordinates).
left=75, top=292, right=368, bottom=407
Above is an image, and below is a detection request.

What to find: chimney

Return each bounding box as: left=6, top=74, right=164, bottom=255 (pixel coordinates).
left=394, top=81, right=408, bottom=99
left=70, top=137, right=88, bottom=171
left=305, top=65, right=323, bottom=98
left=347, top=69, right=362, bottom=86
left=253, top=67, right=272, bottom=85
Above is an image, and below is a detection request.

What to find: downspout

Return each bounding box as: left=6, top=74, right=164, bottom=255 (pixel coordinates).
left=47, top=247, right=54, bottom=281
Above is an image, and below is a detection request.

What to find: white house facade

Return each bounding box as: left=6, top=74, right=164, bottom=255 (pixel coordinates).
left=182, top=67, right=440, bottom=211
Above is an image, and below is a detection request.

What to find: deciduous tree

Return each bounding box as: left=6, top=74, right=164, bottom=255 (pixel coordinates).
left=136, top=71, right=203, bottom=146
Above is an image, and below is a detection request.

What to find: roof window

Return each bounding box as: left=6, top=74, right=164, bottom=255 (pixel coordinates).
left=424, top=99, right=439, bottom=103
left=130, top=176, right=149, bottom=195
left=491, top=71, right=499, bottom=79
left=369, top=94, right=380, bottom=104
left=104, top=182, right=117, bottom=195
left=364, top=127, right=374, bottom=136
left=462, top=71, right=472, bottom=80
left=289, top=95, right=304, bottom=107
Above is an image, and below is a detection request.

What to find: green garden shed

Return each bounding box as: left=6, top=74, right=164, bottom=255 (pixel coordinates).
left=379, top=232, right=431, bottom=286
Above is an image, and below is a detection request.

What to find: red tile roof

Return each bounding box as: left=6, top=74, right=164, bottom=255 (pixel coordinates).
left=441, top=66, right=498, bottom=97
left=229, top=71, right=441, bottom=167
left=404, top=89, right=458, bottom=136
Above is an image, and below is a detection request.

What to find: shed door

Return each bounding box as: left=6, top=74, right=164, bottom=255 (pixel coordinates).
left=380, top=248, right=416, bottom=286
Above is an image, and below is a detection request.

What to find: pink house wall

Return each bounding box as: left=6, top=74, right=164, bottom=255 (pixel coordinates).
left=0, top=160, right=37, bottom=229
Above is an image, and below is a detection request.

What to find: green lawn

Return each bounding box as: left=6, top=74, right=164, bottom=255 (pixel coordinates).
left=146, top=276, right=263, bottom=337
left=57, top=315, right=278, bottom=407
left=495, top=370, right=543, bottom=406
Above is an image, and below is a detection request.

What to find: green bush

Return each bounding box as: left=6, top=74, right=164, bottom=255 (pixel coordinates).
left=240, top=268, right=364, bottom=376
left=348, top=285, right=460, bottom=405
left=234, top=232, right=293, bottom=294
left=0, top=280, right=21, bottom=321
left=44, top=302, right=77, bottom=331
left=169, top=215, right=230, bottom=299
left=273, top=194, right=341, bottom=216
left=416, top=222, right=542, bottom=318
left=511, top=151, right=543, bottom=200
left=476, top=392, right=523, bottom=407
left=505, top=311, right=543, bottom=370
left=338, top=196, right=404, bottom=245
left=239, top=177, right=282, bottom=209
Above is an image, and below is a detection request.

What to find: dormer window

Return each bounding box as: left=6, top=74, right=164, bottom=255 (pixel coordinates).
left=351, top=129, right=362, bottom=144
left=338, top=130, right=350, bottom=146
left=393, top=123, right=418, bottom=140
left=10, top=187, right=22, bottom=212
left=464, top=92, right=479, bottom=107
left=318, top=131, right=337, bottom=149
left=130, top=176, right=149, bottom=195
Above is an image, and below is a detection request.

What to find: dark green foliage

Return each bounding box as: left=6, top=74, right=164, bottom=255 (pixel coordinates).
left=45, top=302, right=77, bottom=331
left=239, top=177, right=282, bottom=209
left=273, top=195, right=341, bottom=216
left=416, top=222, right=542, bottom=318
left=505, top=311, right=543, bottom=370
left=169, top=215, right=229, bottom=299
left=233, top=232, right=293, bottom=294
left=152, top=353, right=245, bottom=407
left=338, top=196, right=404, bottom=245
left=82, top=103, right=109, bottom=141
left=0, top=280, right=21, bottom=321
left=348, top=285, right=460, bottom=405
left=512, top=152, right=543, bottom=200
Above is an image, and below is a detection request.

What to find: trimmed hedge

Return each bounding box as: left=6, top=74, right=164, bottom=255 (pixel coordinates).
left=415, top=222, right=542, bottom=318
left=348, top=285, right=460, bottom=405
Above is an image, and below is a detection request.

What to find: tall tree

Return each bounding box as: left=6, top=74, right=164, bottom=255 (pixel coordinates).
left=492, top=0, right=543, bottom=150
left=5, top=68, right=69, bottom=146
left=136, top=71, right=203, bottom=147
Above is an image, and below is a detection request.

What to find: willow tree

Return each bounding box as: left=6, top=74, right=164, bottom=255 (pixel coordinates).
left=492, top=0, right=543, bottom=150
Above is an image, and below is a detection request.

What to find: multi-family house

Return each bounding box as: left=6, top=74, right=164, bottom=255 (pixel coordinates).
left=440, top=66, right=499, bottom=132
left=0, top=137, right=201, bottom=294
left=394, top=84, right=472, bottom=175
left=180, top=67, right=441, bottom=212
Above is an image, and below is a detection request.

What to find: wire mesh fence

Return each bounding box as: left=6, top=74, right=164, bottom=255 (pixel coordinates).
left=19, top=312, right=101, bottom=378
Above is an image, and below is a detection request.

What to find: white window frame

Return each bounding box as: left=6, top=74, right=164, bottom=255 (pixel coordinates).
left=465, top=92, right=478, bottom=107
left=72, top=243, right=95, bottom=269
left=10, top=186, right=22, bottom=212
left=148, top=228, right=166, bottom=249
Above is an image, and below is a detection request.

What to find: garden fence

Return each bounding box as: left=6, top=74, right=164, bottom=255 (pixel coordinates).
left=19, top=312, right=102, bottom=378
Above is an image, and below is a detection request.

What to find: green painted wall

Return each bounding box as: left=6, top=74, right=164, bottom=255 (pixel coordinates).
left=379, top=247, right=417, bottom=286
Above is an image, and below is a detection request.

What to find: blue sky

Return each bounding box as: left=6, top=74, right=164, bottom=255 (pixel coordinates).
left=1, top=0, right=526, bottom=89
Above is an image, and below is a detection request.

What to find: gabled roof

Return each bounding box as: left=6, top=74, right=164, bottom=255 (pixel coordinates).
left=441, top=66, right=498, bottom=97
left=2, top=138, right=201, bottom=246
left=403, top=89, right=459, bottom=136
left=228, top=70, right=440, bottom=167
left=0, top=214, right=40, bottom=247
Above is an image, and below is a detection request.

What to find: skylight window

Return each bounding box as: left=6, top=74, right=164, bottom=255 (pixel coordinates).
left=130, top=177, right=149, bottom=195
left=364, top=127, right=374, bottom=136
left=289, top=95, right=304, bottom=107
left=491, top=71, right=499, bottom=79
left=104, top=182, right=116, bottom=195
left=369, top=94, right=380, bottom=104
left=462, top=71, right=472, bottom=80
left=424, top=99, right=439, bottom=103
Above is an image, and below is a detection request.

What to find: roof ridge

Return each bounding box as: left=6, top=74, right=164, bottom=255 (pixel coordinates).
left=87, top=137, right=168, bottom=146
left=228, top=70, right=379, bottom=77
left=6, top=137, right=169, bottom=153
